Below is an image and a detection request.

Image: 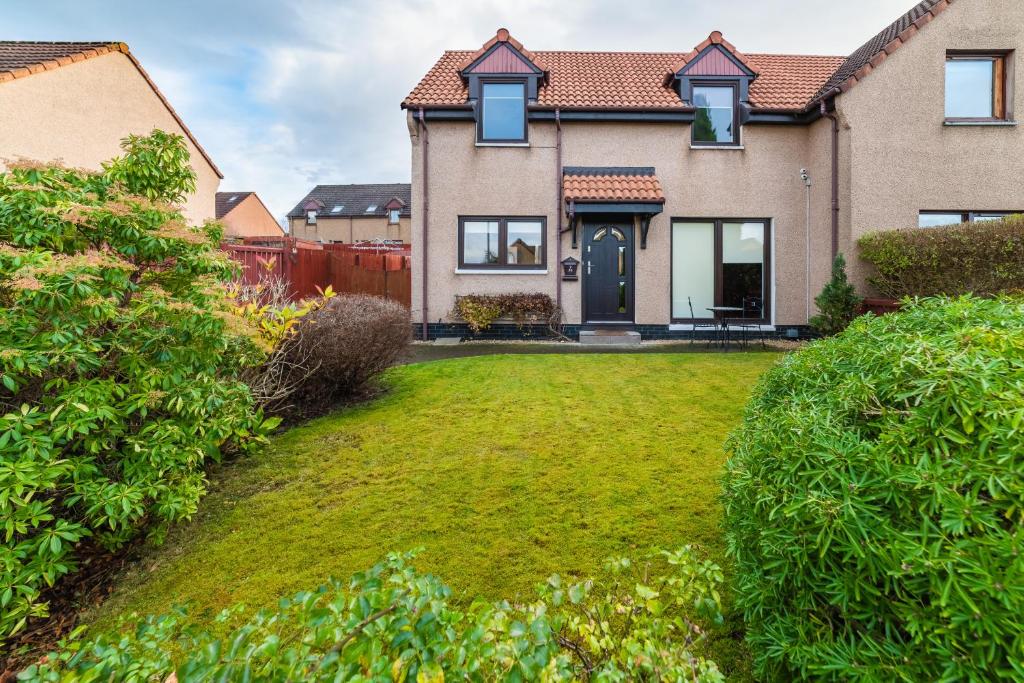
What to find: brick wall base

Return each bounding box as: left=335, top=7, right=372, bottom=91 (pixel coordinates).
left=411, top=323, right=815, bottom=342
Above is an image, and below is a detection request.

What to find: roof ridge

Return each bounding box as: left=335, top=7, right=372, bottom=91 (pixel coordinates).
left=812, top=0, right=952, bottom=103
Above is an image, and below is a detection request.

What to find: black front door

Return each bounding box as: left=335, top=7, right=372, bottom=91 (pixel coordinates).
left=583, top=221, right=634, bottom=323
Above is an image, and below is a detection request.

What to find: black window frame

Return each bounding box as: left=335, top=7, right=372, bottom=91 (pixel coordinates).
left=457, top=215, right=547, bottom=270
left=918, top=210, right=1021, bottom=227
left=476, top=79, right=529, bottom=144
left=690, top=81, right=741, bottom=147
left=944, top=51, right=1010, bottom=123
left=669, top=217, right=771, bottom=324
left=306, top=210, right=317, bottom=225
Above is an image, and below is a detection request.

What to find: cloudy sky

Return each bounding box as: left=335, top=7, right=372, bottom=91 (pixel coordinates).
left=10, top=0, right=910, bottom=220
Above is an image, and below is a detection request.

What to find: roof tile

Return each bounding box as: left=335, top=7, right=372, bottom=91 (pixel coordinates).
left=563, top=168, right=665, bottom=203
left=405, top=49, right=844, bottom=112
left=405, top=1, right=953, bottom=112
left=288, top=184, right=412, bottom=219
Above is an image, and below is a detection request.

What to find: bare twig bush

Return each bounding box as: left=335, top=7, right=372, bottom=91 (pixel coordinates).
left=276, top=295, right=410, bottom=420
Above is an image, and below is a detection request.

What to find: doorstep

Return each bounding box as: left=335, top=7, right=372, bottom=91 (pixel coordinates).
left=579, top=329, right=642, bottom=347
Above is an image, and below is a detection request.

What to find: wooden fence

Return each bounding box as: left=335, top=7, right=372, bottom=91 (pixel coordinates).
left=222, top=238, right=411, bottom=307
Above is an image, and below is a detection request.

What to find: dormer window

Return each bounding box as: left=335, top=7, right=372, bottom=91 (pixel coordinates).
left=388, top=208, right=400, bottom=224
left=479, top=81, right=527, bottom=143
left=306, top=209, right=317, bottom=225
left=692, top=84, right=739, bottom=146
left=459, top=29, right=544, bottom=146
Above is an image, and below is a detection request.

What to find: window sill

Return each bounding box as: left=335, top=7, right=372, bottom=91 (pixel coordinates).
left=943, top=120, right=1018, bottom=127
left=455, top=268, right=548, bottom=275
left=475, top=142, right=530, bottom=147
left=689, top=144, right=745, bottom=150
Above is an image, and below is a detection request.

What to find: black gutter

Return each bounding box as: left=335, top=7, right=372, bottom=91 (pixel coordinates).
left=417, top=107, right=819, bottom=125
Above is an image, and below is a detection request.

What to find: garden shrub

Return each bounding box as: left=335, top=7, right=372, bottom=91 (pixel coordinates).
left=723, top=296, right=1024, bottom=681
left=0, top=132, right=274, bottom=651
left=453, top=292, right=560, bottom=333
left=809, top=253, right=861, bottom=336
left=858, top=216, right=1024, bottom=298
left=275, top=294, right=409, bottom=419
left=20, top=547, right=725, bottom=682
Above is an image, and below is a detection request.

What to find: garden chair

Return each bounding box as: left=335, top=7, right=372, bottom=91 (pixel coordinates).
left=688, top=297, right=720, bottom=348
left=727, top=297, right=767, bottom=349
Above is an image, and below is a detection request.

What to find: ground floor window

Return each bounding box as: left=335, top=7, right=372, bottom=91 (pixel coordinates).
left=671, top=218, right=770, bottom=322
left=918, top=210, right=1019, bottom=228
left=458, top=216, right=546, bottom=269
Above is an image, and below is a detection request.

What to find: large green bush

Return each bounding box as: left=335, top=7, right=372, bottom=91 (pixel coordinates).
left=858, top=216, right=1024, bottom=298
left=723, top=296, right=1024, bottom=680
left=0, top=132, right=274, bottom=651
left=20, top=547, right=725, bottom=681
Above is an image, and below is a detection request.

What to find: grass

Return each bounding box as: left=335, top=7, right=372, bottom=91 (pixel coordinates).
left=89, top=352, right=778, bottom=678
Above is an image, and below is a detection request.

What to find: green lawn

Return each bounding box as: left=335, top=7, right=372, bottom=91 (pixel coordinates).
left=89, top=352, right=778, bottom=678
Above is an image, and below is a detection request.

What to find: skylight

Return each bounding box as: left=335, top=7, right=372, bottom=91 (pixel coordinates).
left=331, top=205, right=344, bottom=213
left=228, top=195, right=238, bottom=202
left=365, top=205, right=378, bottom=213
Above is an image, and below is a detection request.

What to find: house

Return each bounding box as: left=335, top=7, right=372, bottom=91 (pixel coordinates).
left=287, top=184, right=412, bottom=244
left=0, top=41, right=221, bottom=225
left=402, top=0, right=1024, bottom=340
left=216, top=191, right=284, bottom=241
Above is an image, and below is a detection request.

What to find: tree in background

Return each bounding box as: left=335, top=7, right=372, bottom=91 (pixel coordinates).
left=809, top=252, right=862, bottom=335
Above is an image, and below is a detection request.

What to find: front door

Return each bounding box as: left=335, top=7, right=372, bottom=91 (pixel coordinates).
left=583, top=221, right=634, bottom=323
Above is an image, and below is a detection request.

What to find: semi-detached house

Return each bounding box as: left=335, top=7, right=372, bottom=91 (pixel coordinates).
left=402, top=0, right=1024, bottom=339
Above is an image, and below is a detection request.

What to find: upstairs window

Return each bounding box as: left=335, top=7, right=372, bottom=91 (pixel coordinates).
left=945, top=53, right=1007, bottom=121
left=306, top=210, right=317, bottom=225
left=479, top=81, right=527, bottom=143
left=692, top=84, right=739, bottom=146
left=388, top=208, right=400, bottom=224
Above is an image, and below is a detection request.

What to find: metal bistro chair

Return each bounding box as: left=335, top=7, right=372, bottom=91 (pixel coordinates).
left=688, top=297, right=720, bottom=348
left=727, top=296, right=767, bottom=349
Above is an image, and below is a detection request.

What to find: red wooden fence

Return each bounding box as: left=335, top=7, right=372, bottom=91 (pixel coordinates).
left=222, top=238, right=411, bottom=307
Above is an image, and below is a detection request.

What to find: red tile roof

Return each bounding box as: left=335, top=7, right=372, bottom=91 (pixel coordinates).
left=405, top=48, right=845, bottom=112
left=405, top=0, right=957, bottom=113
left=563, top=168, right=665, bottom=203
left=0, top=41, right=222, bottom=178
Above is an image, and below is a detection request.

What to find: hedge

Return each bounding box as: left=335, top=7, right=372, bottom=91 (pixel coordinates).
left=19, top=548, right=726, bottom=682
left=858, top=215, right=1024, bottom=298
left=723, top=296, right=1024, bottom=681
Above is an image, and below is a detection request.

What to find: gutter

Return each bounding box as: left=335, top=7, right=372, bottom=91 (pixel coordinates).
left=819, top=88, right=841, bottom=259
left=417, top=108, right=430, bottom=341
left=555, top=108, right=562, bottom=315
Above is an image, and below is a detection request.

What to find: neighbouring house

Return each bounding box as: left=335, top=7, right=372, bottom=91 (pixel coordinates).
left=0, top=41, right=221, bottom=225
left=287, top=184, right=412, bottom=244
left=216, top=191, right=284, bottom=241
left=402, top=0, right=1024, bottom=339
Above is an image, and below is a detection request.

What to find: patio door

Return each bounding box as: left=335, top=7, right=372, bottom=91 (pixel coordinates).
left=583, top=221, right=634, bottom=323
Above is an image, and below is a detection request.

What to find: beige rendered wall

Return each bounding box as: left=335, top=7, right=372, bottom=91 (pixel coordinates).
left=836, top=0, right=1024, bottom=289
left=221, top=194, right=283, bottom=238
left=410, top=112, right=835, bottom=327
left=289, top=215, right=411, bottom=243
left=0, top=52, right=219, bottom=225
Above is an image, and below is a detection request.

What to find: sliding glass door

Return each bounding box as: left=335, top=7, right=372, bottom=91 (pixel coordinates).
left=671, top=218, right=770, bottom=322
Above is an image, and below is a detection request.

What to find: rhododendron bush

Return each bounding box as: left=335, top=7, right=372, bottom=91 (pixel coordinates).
left=0, top=131, right=276, bottom=651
